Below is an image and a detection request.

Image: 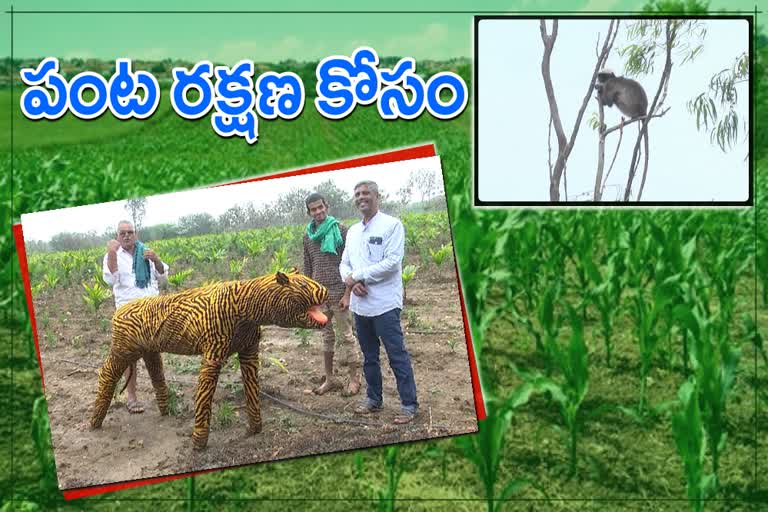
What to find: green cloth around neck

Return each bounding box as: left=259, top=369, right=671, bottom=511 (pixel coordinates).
left=132, top=240, right=151, bottom=289
left=307, top=216, right=343, bottom=255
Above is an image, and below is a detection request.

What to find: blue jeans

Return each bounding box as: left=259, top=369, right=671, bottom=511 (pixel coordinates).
left=354, top=308, right=418, bottom=413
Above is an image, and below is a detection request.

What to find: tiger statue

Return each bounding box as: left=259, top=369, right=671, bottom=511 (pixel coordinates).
left=90, top=270, right=329, bottom=450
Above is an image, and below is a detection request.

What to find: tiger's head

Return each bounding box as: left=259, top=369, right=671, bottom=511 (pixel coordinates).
left=260, top=270, right=329, bottom=329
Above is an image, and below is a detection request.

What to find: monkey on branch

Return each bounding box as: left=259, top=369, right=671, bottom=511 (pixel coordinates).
left=594, top=68, right=651, bottom=199
left=594, top=68, right=648, bottom=127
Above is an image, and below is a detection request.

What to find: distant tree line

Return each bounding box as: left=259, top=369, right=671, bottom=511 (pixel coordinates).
left=26, top=173, right=446, bottom=253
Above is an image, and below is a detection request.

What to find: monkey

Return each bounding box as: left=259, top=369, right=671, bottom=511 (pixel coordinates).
left=595, top=69, right=648, bottom=119
left=595, top=69, right=650, bottom=199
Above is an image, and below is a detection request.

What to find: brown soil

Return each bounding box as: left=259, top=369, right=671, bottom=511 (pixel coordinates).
left=32, top=265, right=478, bottom=491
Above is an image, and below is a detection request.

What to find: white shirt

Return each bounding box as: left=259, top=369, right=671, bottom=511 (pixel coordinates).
left=339, top=211, right=404, bottom=317
left=102, top=246, right=169, bottom=308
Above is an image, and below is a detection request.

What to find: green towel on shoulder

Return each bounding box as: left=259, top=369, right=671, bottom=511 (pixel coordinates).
left=133, top=240, right=151, bottom=289
left=306, top=216, right=343, bottom=255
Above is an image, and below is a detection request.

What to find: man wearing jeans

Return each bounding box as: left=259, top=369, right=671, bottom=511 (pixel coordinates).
left=339, top=180, right=418, bottom=424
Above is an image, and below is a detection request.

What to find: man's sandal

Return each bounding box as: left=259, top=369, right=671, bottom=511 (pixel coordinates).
left=354, top=402, right=382, bottom=415
left=393, top=411, right=417, bottom=425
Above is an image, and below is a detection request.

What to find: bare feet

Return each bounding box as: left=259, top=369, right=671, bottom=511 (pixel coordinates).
left=341, top=377, right=361, bottom=397
left=312, top=376, right=342, bottom=395
left=126, top=400, right=145, bottom=414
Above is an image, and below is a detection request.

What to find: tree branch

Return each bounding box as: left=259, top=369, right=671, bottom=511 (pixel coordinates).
left=548, top=116, right=554, bottom=182
left=624, top=20, right=677, bottom=201
left=592, top=22, right=620, bottom=201
left=600, top=122, right=624, bottom=199
left=542, top=19, right=618, bottom=201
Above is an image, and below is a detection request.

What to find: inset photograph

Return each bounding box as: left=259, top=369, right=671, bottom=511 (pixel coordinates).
left=20, top=153, right=479, bottom=491
left=475, top=17, right=751, bottom=205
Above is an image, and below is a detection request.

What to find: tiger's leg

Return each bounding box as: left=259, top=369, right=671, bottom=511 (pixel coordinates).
left=192, top=355, right=224, bottom=450
left=239, top=347, right=262, bottom=435
left=231, top=321, right=262, bottom=435
left=90, top=353, right=134, bottom=428
left=142, top=352, right=169, bottom=416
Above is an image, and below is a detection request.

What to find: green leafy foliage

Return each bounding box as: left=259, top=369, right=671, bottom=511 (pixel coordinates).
left=453, top=396, right=529, bottom=512
left=671, top=380, right=716, bottom=512
left=30, top=397, right=57, bottom=492
left=429, top=242, right=452, bottom=267
left=513, top=306, right=589, bottom=476
left=81, top=279, right=111, bottom=313
left=268, top=246, right=292, bottom=274
left=215, top=401, right=235, bottom=429
left=2, top=41, right=763, bottom=508
left=168, top=268, right=193, bottom=288
left=401, top=264, right=418, bottom=288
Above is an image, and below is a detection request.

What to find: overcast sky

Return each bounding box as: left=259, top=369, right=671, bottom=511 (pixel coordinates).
left=21, top=156, right=444, bottom=242
left=476, top=18, right=750, bottom=203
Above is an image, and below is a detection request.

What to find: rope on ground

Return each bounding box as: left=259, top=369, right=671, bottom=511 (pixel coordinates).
left=52, top=358, right=452, bottom=431
left=261, top=391, right=451, bottom=431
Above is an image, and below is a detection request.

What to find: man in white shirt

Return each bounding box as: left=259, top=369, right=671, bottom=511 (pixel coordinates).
left=102, top=220, right=169, bottom=414
left=339, top=181, right=418, bottom=424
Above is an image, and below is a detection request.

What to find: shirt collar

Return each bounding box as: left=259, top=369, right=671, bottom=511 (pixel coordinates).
left=362, top=211, right=380, bottom=227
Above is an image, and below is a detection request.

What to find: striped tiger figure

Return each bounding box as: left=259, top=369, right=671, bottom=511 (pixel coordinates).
left=90, top=270, right=328, bottom=450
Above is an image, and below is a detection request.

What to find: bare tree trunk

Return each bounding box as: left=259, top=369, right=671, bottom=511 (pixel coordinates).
left=540, top=19, right=617, bottom=202
left=636, top=129, right=651, bottom=200
left=600, top=124, right=624, bottom=199
left=594, top=105, right=607, bottom=200
left=540, top=20, right=567, bottom=201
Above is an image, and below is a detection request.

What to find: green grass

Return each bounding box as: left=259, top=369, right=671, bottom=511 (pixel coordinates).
left=0, top=89, right=170, bottom=151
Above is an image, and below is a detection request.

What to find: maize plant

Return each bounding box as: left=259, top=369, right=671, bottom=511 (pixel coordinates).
left=43, top=270, right=59, bottom=289
left=377, top=446, right=405, bottom=512
left=168, top=269, right=193, bottom=288
left=512, top=306, right=589, bottom=475
left=161, top=252, right=180, bottom=267
left=742, top=313, right=767, bottom=367
left=268, top=246, right=292, bottom=274
left=401, top=264, right=418, bottom=288
left=82, top=280, right=111, bottom=313
left=59, top=259, right=75, bottom=285
left=671, top=380, right=716, bottom=512
left=31, top=397, right=58, bottom=492
left=675, top=298, right=741, bottom=487
left=567, top=220, right=600, bottom=320
left=244, top=237, right=265, bottom=257
left=451, top=204, right=513, bottom=363
left=453, top=395, right=529, bottom=512
left=629, top=289, right=661, bottom=416
left=757, top=227, right=767, bottom=307
left=31, top=282, right=46, bottom=297
left=401, top=264, right=418, bottom=304
left=209, top=246, right=227, bottom=263
left=537, top=283, right=563, bottom=374
left=229, top=257, right=248, bottom=278
left=588, top=252, right=626, bottom=367
left=429, top=242, right=452, bottom=267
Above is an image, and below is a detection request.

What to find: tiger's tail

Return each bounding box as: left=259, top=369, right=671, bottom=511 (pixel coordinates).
left=118, top=364, right=132, bottom=395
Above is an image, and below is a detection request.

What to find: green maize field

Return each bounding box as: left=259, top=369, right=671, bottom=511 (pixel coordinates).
left=2, top=42, right=766, bottom=512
